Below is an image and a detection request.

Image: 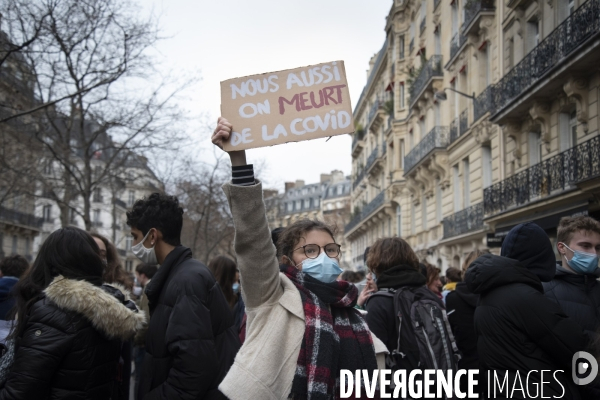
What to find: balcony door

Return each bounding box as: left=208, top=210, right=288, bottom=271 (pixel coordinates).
left=528, top=131, right=542, bottom=165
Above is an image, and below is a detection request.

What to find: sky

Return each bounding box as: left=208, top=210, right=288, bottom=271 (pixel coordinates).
left=144, top=0, right=393, bottom=191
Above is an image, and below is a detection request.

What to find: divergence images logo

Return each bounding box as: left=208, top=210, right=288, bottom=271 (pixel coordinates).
left=572, top=351, right=598, bottom=386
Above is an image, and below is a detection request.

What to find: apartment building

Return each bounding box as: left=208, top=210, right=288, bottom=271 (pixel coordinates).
left=346, top=0, right=600, bottom=271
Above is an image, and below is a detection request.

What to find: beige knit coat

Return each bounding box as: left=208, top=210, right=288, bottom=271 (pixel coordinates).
left=219, top=181, right=387, bottom=400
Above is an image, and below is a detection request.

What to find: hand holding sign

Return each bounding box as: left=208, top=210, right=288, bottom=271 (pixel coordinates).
left=220, top=61, right=353, bottom=151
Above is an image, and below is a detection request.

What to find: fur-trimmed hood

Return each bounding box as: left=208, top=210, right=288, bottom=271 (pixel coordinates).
left=44, top=276, right=146, bottom=340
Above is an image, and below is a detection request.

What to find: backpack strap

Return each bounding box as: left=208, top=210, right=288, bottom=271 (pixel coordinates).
left=441, top=308, right=462, bottom=363
left=366, top=288, right=407, bottom=358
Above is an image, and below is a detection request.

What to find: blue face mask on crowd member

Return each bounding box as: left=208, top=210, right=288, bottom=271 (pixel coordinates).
left=561, top=243, right=599, bottom=274
left=300, top=252, right=343, bottom=283
left=232, top=283, right=240, bottom=294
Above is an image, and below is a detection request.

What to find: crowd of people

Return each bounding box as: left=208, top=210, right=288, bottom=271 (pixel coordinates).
left=0, top=116, right=596, bottom=399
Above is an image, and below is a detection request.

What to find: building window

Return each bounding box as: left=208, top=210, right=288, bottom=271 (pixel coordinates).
left=411, top=202, right=416, bottom=235
left=125, top=260, right=133, bottom=272
left=526, top=19, right=539, bottom=53
left=399, top=35, right=405, bottom=59
left=93, top=209, right=101, bottom=227
left=287, top=202, right=293, bottom=212
left=43, top=205, right=52, bottom=222
left=126, top=236, right=132, bottom=251
left=396, top=206, right=402, bottom=237
left=453, top=165, right=460, bottom=211
left=482, top=145, right=492, bottom=188
left=11, top=235, right=17, bottom=255
left=400, top=83, right=405, bottom=109
left=315, top=199, right=320, bottom=208
left=528, top=131, right=542, bottom=165
left=93, top=187, right=102, bottom=203
left=463, top=158, right=470, bottom=208
left=435, top=179, right=442, bottom=223
left=295, top=200, right=301, bottom=210
left=128, top=190, right=135, bottom=207
left=570, top=110, right=578, bottom=147
left=422, top=195, right=427, bottom=230
left=507, top=37, right=515, bottom=70
left=25, top=237, right=30, bottom=256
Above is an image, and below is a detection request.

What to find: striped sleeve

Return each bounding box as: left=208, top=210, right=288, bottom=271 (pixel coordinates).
left=232, top=164, right=255, bottom=186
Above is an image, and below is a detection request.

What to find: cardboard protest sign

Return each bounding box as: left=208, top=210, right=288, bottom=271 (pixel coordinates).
left=220, top=61, right=353, bottom=151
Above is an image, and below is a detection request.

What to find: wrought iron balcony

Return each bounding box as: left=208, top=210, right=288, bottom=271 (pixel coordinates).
left=450, top=32, right=468, bottom=62
left=352, top=129, right=366, bottom=152
left=450, top=118, right=459, bottom=143
left=492, top=0, right=600, bottom=118
left=0, top=206, right=44, bottom=229
left=404, top=126, right=449, bottom=173
left=368, top=99, right=381, bottom=126
left=352, top=167, right=366, bottom=190
left=345, top=192, right=386, bottom=233
left=443, top=202, right=484, bottom=239
left=463, top=0, right=495, bottom=34
left=484, top=135, right=600, bottom=216
left=365, top=146, right=379, bottom=172
left=420, top=19, right=426, bottom=35
left=474, top=86, right=493, bottom=122
left=409, top=55, right=443, bottom=107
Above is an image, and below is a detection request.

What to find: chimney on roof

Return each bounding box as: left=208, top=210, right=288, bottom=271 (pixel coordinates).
left=285, top=182, right=295, bottom=192
left=320, top=174, right=331, bottom=183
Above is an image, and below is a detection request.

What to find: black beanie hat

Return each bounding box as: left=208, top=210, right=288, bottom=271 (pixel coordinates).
left=501, top=222, right=556, bottom=282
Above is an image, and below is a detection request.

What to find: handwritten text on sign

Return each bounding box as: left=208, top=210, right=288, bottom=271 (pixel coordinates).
left=220, top=61, right=353, bottom=151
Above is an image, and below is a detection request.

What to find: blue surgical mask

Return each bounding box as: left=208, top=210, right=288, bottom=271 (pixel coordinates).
left=232, top=283, right=240, bottom=294
left=562, top=243, right=599, bottom=274
left=299, top=252, right=343, bottom=283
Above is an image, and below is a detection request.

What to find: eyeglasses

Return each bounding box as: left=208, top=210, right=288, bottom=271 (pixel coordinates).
left=293, top=243, right=341, bottom=259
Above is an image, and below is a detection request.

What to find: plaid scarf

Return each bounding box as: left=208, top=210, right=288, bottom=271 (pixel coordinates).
left=280, top=265, right=379, bottom=400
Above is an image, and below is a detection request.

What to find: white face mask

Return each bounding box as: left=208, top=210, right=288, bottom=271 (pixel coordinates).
left=132, top=286, right=143, bottom=296
left=131, top=230, right=158, bottom=265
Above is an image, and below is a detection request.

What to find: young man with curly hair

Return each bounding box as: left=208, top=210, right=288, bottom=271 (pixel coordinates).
left=127, top=193, right=240, bottom=400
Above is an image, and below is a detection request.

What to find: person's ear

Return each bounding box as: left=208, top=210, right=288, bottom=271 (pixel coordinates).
left=281, top=255, right=292, bottom=266
left=557, top=242, right=566, bottom=256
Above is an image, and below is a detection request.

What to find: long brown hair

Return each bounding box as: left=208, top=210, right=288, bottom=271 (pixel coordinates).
left=208, top=255, right=237, bottom=309
left=90, top=232, right=133, bottom=291
left=366, top=237, right=419, bottom=277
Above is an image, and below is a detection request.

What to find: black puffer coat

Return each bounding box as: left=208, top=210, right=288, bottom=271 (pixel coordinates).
left=543, top=262, right=600, bottom=398
left=466, top=222, right=585, bottom=400
left=0, top=276, right=145, bottom=400
left=445, top=282, right=479, bottom=370
left=138, top=246, right=240, bottom=400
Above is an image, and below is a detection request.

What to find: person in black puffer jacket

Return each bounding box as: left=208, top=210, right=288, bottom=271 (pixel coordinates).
left=446, top=249, right=489, bottom=395
left=128, top=193, right=240, bottom=400
left=0, top=227, right=145, bottom=400
left=542, top=215, right=600, bottom=397
left=465, top=222, right=585, bottom=400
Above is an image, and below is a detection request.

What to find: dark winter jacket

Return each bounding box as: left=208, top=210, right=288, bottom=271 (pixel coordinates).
left=138, top=246, right=240, bottom=400
left=0, top=277, right=18, bottom=320
left=466, top=223, right=585, bottom=400
left=0, top=276, right=145, bottom=400
left=364, top=264, right=428, bottom=358
left=445, top=282, right=479, bottom=370
left=543, top=262, right=600, bottom=398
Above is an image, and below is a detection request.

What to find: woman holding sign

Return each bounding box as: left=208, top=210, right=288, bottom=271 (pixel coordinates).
left=212, top=117, right=387, bottom=400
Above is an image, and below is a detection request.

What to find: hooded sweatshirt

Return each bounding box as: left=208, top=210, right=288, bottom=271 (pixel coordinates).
left=465, top=222, right=585, bottom=400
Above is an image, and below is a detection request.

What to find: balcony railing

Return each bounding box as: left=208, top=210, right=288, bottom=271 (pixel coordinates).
left=345, top=192, right=386, bottom=233
left=404, top=126, right=449, bottom=172
left=368, top=99, right=381, bottom=126
left=365, top=146, right=379, bottom=171
left=463, top=0, right=495, bottom=32
left=352, top=129, right=366, bottom=151
left=474, top=86, right=493, bottom=122
left=492, top=0, right=600, bottom=117
left=353, top=168, right=366, bottom=190
left=420, top=19, right=426, bottom=35
left=443, top=202, right=484, bottom=238
left=0, top=206, right=44, bottom=229
left=484, top=135, right=600, bottom=216
left=450, top=32, right=468, bottom=61
left=409, top=55, right=443, bottom=106
left=450, top=118, right=459, bottom=143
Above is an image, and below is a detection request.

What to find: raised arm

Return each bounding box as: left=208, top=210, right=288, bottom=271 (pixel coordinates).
left=213, top=118, right=283, bottom=309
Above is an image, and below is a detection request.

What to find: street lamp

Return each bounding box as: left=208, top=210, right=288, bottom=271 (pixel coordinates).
left=434, top=87, right=475, bottom=101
